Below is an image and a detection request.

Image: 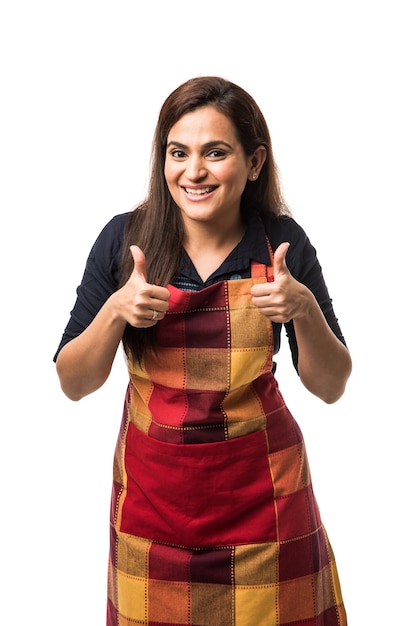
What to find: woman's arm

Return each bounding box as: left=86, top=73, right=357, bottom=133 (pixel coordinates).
left=56, top=246, right=170, bottom=401
left=292, top=296, right=352, bottom=403
left=251, top=242, right=352, bottom=403
left=55, top=296, right=128, bottom=401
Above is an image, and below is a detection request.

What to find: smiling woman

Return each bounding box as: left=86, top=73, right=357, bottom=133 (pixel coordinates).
left=164, top=107, right=266, bottom=232
left=54, top=76, right=351, bottom=625
left=164, top=106, right=266, bottom=280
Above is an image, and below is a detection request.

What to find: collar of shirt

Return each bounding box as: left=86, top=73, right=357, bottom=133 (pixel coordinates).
left=175, top=213, right=271, bottom=288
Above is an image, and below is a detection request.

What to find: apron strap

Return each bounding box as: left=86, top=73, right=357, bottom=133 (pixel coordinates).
left=250, top=236, right=275, bottom=282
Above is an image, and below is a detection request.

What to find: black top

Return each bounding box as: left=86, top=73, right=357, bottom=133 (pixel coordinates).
left=54, top=212, right=346, bottom=372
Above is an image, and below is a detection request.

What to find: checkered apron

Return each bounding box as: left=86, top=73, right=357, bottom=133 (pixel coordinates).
left=107, top=255, right=347, bottom=626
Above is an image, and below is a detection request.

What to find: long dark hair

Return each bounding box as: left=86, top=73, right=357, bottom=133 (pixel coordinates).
left=119, top=76, right=290, bottom=363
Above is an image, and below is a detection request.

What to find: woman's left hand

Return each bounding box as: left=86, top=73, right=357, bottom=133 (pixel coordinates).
left=250, top=242, right=314, bottom=323
left=251, top=242, right=352, bottom=403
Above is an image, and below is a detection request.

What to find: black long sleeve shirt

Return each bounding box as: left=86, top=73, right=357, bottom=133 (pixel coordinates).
left=54, top=212, right=346, bottom=372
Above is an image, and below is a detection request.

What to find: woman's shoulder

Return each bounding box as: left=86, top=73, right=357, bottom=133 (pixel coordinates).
left=96, top=211, right=130, bottom=241
left=83, top=212, right=131, bottom=285
left=90, top=211, right=130, bottom=255
left=261, top=213, right=319, bottom=278
left=262, top=214, right=310, bottom=247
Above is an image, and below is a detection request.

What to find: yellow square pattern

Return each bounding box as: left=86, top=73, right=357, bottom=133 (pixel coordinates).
left=221, top=385, right=264, bottom=421
left=235, top=543, right=278, bottom=585
left=235, top=584, right=278, bottom=625
left=186, top=348, right=229, bottom=390
left=230, top=348, right=270, bottom=389
left=116, top=532, right=151, bottom=577
left=116, top=570, right=146, bottom=622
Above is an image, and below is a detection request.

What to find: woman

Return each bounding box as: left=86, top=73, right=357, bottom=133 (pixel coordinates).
left=55, top=76, right=352, bottom=625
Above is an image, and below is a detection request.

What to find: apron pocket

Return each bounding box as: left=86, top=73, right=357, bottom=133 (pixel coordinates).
left=120, top=425, right=277, bottom=547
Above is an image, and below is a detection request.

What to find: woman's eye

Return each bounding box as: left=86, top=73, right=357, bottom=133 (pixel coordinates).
left=171, top=149, right=186, bottom=158
left=207, top=149, right=225, bottom=158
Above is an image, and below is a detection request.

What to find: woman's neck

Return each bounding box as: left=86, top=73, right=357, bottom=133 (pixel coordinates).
left=183, top=218, right=246, bottom=282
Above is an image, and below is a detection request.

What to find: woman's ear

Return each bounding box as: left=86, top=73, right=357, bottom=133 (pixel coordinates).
left=248, top=145, right=267, bottom=181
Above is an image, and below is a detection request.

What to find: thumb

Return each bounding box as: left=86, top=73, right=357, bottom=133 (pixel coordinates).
left=273, top=242, right=290, bottom=278
left=130, top=245, right=148, bottom=281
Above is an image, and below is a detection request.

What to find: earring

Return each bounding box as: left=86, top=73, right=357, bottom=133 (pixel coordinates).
left=252, top=173, right=257, bottom=180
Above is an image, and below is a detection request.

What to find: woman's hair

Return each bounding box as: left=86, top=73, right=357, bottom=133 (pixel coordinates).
left=119, top=76, right=290, bottom=363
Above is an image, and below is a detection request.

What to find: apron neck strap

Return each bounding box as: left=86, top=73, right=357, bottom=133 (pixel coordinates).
left=250, top=236, right=275, bottom=282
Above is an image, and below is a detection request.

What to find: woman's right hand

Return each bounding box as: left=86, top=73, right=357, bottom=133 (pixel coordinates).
left=56, top=246, right=171, bottom=400
left=112, top=245, right=171, bottom=328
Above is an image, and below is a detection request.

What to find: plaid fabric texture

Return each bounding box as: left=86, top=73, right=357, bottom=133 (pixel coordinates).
left=108, top=259, right=347, bottom=625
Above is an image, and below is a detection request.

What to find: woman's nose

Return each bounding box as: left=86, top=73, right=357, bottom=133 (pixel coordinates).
left=186, top=156, right=207, bottom=180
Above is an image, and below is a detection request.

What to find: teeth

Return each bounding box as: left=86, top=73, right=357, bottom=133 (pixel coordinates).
left=185, top=187, right=213, bottom=195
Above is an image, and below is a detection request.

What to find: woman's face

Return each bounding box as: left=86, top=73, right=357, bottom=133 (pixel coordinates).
left=164, top=106, right=263, bottom=232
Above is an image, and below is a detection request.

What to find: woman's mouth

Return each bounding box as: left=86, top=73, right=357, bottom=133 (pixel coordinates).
left=183, top=186, right=217, bottom=196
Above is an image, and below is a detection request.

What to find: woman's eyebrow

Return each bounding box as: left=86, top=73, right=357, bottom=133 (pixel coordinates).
left=166, top=140, right=234, bottom=150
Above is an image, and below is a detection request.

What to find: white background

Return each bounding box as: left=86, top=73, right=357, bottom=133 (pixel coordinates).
left=1, top=1, right=416, bottom=624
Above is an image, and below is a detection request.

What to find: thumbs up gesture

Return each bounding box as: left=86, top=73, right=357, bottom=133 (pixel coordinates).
left=115, top=245, right=170, bottom=328
left=250, top=242, right=312, bottom=323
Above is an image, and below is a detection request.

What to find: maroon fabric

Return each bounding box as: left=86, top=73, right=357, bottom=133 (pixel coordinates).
left=121, top=425, right=278, bottom=547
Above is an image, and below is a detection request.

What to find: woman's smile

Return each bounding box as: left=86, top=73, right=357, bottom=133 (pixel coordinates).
left=182, top=185, right=218, bottom=198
